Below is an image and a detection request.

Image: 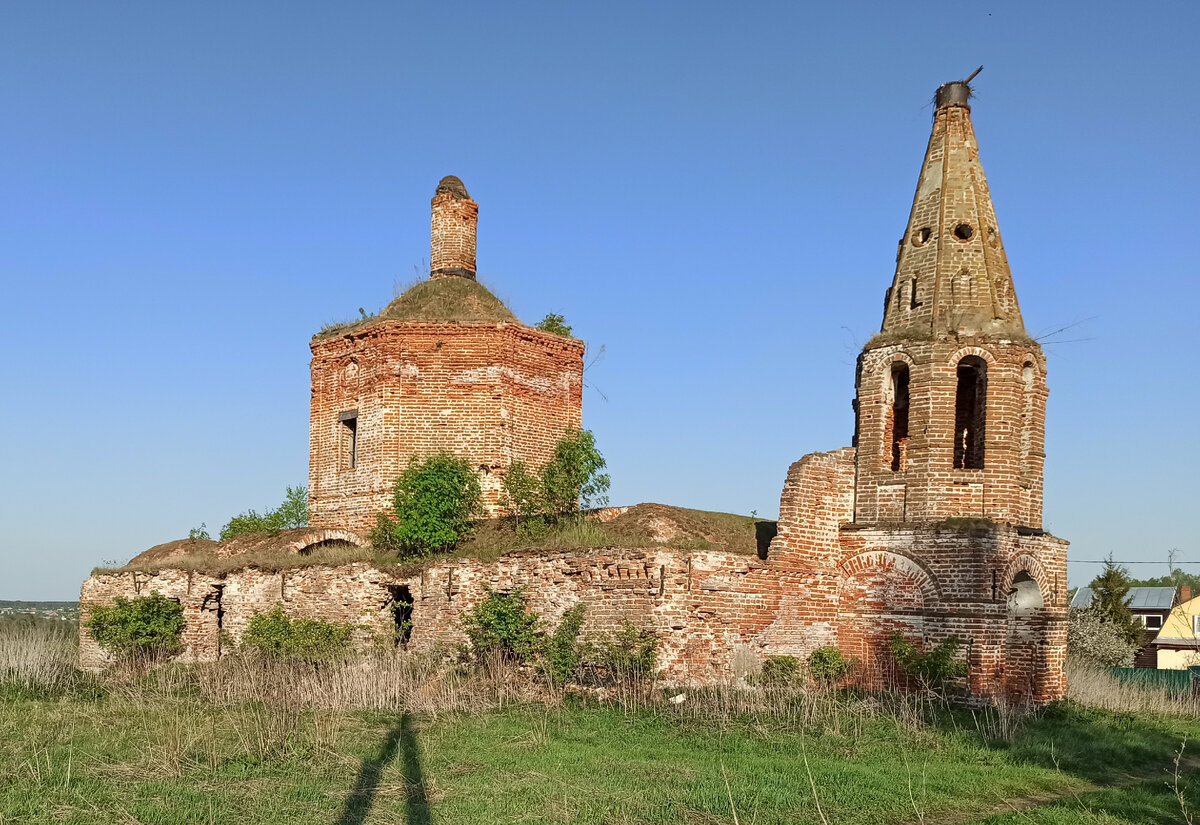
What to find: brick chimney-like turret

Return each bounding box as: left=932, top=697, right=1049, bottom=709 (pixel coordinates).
left=430, top=175, right=478, bottom=280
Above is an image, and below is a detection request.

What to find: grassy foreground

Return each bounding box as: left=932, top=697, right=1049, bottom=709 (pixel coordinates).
left=2, top=623, right=1199, bottom=824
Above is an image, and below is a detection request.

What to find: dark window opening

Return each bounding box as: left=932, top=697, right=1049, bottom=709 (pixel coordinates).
left=340, top=410, right=358, bottom=469
left=299, top=539, right=357, bottom=557
left=909, top=278, right=922, bottom=310
left=953, top=223, right=974, bottom=241
left=954, top=356, right=987, bottom=469
left=913, top=227, right=931, bottom=246
left=387, top=585, right=414, bottom=648
left=1144, top=614, right=1163, bottom=630
left=889, top=363, right=910, bottom=471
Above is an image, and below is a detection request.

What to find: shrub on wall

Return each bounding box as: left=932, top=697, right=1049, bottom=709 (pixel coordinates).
left=239, top=605, right=353, bottom=663
left=889, top=632, right=968, bottom=692
left=540, top=428, right=610, bottom=518
left=500, top=460, right=543, bottom=532
left=86, top=593, right=185, bottom=661
left=757, top=655, right=804, bottom=686
left=542, top=604, right=586, bottom=686
left=374, top=453, right=483, bottom=556
left=220, top=485, right=309, bottom=540
left=808, top=646, right=854, bottom=686
left=534, top=313, right=573, bottom=337
left=461, top=588, right=544, bottom=663
left=583, top=623, right=658, bottom=682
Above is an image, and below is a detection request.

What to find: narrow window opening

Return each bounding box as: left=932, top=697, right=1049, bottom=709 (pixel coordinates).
left=890, top=363, right=910, bottom=471
left=953, top=356, right=987, bottom=469
left=909, top=278, right=921, bottom=309
left=387, top=585, right=414, bottom=648
left=339, top=410, right=358, bottom=469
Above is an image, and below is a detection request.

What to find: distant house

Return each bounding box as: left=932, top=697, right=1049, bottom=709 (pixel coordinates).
left=1152, top=587, right=1200, bottom=670
left=1070, top=586, right=1178, bottom=668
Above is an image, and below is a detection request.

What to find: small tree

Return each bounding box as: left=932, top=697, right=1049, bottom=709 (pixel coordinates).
left=890, top=632, right=967, bottom=692
left=220, top=485, right=309, bottom=540
left=1067, top=606, right=1137, bottom=668
left=808, top=646, right=854, bottom=686
left=461, top=588, right=544, bottom=662
left=541, top=428, right=610, bottom=518
left=86, top=593, right=185, bottom=662
left=500, top=460, right=543, bottom=531
left=1089, top=558, right=1145, bottom=648
left=758, top=655, right=804, bottom=686
left=543, top=604, right=587, bottom=686
left=377, top=453, right=482, bottom=555
left=239, top=605, right=353, bottom=664
left=583, top=623, right=657, bottom=683
left=535, top=313, right=573, bottom=337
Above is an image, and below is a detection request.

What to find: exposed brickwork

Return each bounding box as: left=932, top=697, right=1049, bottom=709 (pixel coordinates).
left=308, top=178, right=585, bottom=532
left=430, top=176, right=478, bottom=279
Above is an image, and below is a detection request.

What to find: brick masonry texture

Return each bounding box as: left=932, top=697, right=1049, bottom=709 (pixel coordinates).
left=81, top=85, right=1069, bottom=705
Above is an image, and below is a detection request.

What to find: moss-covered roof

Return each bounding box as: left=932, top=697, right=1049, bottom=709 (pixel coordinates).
left=314, top=277, right=519, bottom=340
left=380, top=277, right=518, bottom=324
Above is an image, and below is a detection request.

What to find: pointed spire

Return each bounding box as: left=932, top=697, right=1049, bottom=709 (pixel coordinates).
left=879, top=78, right=1025, bottom=339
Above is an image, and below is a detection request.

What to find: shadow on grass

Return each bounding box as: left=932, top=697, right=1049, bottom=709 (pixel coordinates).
left=335, top=712, right=430, bottom=825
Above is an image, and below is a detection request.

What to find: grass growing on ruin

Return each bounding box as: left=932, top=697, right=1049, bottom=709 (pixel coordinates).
left=96, top=504, right=776, bottom=578
left=4, top=622, right=1200, bottom=824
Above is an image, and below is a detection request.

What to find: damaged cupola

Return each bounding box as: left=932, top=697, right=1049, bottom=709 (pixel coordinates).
left=307, top=176, right=585, bottom=531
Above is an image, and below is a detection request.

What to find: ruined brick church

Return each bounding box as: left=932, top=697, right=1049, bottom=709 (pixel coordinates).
left=80, top=79, right=1067, bottom=704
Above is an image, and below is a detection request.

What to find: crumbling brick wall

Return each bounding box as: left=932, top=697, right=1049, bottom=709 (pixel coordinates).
left=309, top=321, right=583, bottom=533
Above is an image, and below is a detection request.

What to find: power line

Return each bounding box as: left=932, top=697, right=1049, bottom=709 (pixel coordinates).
left=1068, top=559, right=1200, bottom=565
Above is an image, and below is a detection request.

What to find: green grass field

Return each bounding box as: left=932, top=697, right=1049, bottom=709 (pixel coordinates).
left=2, top=618, right=1198, bottom=824
left=2, top=683, right=1197, bottom=824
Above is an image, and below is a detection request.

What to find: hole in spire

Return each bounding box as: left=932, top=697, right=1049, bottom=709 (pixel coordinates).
left=912, top=227, right=932, bottom=247
left=953, top=223, right=974, bottom=241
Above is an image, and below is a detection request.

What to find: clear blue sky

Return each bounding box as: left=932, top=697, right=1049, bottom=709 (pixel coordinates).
left=2, top=1, right=1197, bottom=599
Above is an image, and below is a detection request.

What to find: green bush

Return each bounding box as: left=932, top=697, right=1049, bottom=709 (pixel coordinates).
left=584, top=623, right=657, bottom=682
left=86, top=593, right=185, bottom=661
left=758, top=655, right=804, bottom=686
left=461, top=588, right=544, bottom=662
left=535, top=313, right=573, bottom=337
left=239, top=605, right=354, bottom=663
left=807, top=646, right=853, bottom=686
left=374, top=453, right=483, bottom=555
left=220, top=485, right=308, bottom=540
left=543, top=604, right=586, bottom=685
left=540, top=428, right=610, bottom=517
left=500, top=460, right=544, bottom=531
left=889, top=632, right=967, bottom=691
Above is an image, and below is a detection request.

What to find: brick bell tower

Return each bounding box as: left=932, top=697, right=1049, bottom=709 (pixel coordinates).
left=854, top=78, right=1045, bottom=527
left=835, top=77, right=1068, bottom=704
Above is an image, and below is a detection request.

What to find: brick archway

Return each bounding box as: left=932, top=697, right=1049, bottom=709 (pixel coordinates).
left=837, top=551, right=941, bottom=685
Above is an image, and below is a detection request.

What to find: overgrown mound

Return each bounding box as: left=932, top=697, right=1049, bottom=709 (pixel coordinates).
left=380, top=278, right=518, bottom=324
left=111, top=528, right=369, bottom=575
left=314, top=278, right=519, bottom=339
left=603, top=503, right=776, bottom=556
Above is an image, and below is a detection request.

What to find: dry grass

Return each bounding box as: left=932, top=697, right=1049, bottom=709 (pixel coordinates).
left=0, top=620, right=79, bottom=695
left=313, top=276, right=519, bottom=340
left=1067, top=659, right=1200, bottom=716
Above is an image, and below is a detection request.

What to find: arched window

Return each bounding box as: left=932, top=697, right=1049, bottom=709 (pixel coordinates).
left=889, top=363, right=910, bottom=471
left=954, top=356, right=987, bottom=469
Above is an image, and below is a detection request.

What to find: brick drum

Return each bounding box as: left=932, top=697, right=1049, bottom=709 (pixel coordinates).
left=81, top=81, right=1069, bottom=704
